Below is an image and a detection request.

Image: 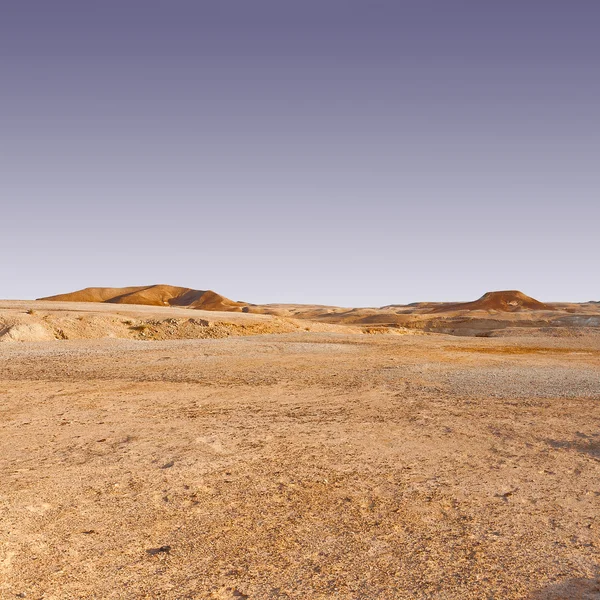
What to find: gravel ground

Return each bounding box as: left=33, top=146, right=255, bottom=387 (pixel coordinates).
left=1, top=331, right=599, bottom=599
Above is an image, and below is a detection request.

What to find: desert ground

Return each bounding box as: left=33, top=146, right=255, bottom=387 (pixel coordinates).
left=1, top=293, right=599, bottom=599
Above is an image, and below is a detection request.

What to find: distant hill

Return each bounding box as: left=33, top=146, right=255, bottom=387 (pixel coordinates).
left=37, top=286, right=559, bottom=318
left=429, top=290, right=552, bottom=313
left=39, top=285, right=246, bottom=312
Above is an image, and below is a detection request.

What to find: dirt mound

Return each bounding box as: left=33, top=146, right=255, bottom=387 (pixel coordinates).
left=39, top=285, right=245, bottom=312
left=188, top=290, right=245, bottom=312
left=430, top=290, right=552, bottom=313
left=0, top=319, right=55, bottom=342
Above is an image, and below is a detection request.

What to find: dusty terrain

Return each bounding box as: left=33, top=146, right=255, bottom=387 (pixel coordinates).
left=36, top=287, right=600, bottom=338
left=1, top=299, right=599, bottom=599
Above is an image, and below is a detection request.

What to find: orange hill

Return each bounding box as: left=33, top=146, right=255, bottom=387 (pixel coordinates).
left=430, top=290, right=552, bottom=314
left=39, top=285, right=246, bottom=312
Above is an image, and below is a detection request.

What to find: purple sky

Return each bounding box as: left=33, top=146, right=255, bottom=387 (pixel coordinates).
left=1, top=1, right=598, bottom=305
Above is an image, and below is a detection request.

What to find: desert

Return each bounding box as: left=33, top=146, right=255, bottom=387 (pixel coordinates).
left=5, top=2, right=600, bottom=598
left=1, top=289, right=599, bottom=599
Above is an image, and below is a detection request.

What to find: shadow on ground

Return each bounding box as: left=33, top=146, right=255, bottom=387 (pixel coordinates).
left=529, top=574, right=600, bottom=599
left=546, top=432, right=600, bottom=459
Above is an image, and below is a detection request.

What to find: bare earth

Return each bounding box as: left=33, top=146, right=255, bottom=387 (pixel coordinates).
left=1, top=300, right=599, bottom=599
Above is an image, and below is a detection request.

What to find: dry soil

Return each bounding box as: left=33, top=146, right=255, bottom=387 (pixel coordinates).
left=0, top=302, right=599, bottom=599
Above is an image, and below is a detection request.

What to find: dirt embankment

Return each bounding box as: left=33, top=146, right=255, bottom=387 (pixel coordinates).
left=0, top=302, right=391, bottom=343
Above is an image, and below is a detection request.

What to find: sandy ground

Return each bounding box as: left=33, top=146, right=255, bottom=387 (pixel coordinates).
left=31, top=286, right=600, bottom=337
left=0, top=301, right=369, bottom=344
left=1, top=303, right=599, bottom=599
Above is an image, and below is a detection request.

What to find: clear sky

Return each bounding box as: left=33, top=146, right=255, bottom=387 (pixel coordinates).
left=1, top=1, right=598, bottom=305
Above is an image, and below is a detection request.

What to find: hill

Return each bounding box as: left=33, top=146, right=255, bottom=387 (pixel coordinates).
left=430, top=290, right=552, bottom=313
left=39, top=285, right=246, bottom=312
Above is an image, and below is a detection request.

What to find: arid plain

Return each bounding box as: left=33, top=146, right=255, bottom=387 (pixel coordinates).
left=1, top=288, right=599, bottom=599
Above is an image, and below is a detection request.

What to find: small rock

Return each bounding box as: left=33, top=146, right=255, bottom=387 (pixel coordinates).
left=146, top=545, right=171, bottom=556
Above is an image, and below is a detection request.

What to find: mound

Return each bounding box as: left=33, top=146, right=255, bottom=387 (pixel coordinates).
left=39, top=285, right=245, bottom=312
left=187, top=290, right=245, bottom=312
left=430, top=291, right=552, bottom=314
left=40, top=286, right=148, bottom=303
left=0, top=322, right=55, bottom=342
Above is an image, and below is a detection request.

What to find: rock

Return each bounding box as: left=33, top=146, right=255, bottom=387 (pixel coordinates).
left=146, top=545, right=171, bottom=556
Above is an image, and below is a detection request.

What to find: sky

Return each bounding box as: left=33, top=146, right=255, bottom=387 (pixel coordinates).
left=1, top=1, right=598, bottom=305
